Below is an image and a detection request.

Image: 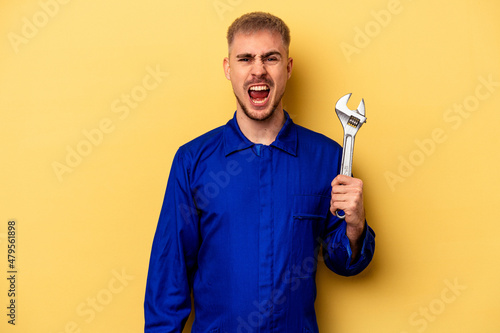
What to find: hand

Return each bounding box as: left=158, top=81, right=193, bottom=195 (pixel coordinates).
left=330, top=175, right=366, bottom=244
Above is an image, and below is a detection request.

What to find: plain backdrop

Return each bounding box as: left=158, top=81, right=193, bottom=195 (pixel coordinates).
left=1, top=0, right=499, bottom=332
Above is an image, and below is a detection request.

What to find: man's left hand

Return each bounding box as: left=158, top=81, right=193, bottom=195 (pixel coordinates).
left=330, top=175, right=366, bottom=243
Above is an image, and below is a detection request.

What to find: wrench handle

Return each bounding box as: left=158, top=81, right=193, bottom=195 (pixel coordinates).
left=335, top=133, right=355, bottom=219
left=340, top=134, right=354, bottom=176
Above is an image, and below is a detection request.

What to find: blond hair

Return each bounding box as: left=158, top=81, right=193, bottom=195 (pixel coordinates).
left=226, top=12, right=291, bottom=53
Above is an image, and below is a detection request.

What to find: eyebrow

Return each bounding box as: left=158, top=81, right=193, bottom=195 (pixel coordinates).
left=235, top=51, right=282, bottom=59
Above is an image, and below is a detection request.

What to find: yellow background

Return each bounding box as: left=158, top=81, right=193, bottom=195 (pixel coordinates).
left=1, top=0, right=499, bottom=332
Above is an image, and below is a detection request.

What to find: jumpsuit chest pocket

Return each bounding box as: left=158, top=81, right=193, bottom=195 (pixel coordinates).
left=291, top=194, right=330, bottom=278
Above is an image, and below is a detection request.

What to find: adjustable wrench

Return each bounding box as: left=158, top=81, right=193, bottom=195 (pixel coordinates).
left=334, top=93, right=367, bottom=219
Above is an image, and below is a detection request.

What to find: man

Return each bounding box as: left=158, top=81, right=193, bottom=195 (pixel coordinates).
left=145, top=12, right=375, bottom=333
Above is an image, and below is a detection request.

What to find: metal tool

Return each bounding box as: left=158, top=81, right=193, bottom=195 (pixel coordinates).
left=334, top=93, right=367, bottom=219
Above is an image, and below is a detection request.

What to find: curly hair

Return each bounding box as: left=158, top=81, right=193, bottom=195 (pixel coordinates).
left=226, top=12, right=291, bottom=53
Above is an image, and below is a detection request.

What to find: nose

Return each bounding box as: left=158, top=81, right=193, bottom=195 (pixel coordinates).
left=250, top=59, right=267, bottom=77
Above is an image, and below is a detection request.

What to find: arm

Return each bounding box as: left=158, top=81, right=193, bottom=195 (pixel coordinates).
left=144, top=149, right=200, bottom=332
left=322, top=174, right=375, bottom=276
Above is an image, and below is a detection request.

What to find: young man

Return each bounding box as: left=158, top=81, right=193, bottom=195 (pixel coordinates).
left=145, top=12, right=375, bottom=333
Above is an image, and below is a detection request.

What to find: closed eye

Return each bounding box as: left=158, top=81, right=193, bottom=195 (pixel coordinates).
left=261, top=51, right=281, bottom=63
left=236, top=53, right=254, bottom=62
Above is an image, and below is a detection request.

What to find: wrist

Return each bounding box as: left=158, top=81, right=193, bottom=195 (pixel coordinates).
left=346, top=220, right=365, bottom=240
left=346, top=221, right=365, bottom=263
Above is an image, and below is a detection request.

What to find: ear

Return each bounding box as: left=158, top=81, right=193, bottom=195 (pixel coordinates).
left=287, top=57, right=293, bottom=80
left=223, top=57, right=231, bottom=80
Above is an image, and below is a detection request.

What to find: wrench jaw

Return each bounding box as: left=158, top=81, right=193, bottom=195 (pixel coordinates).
left=357, top=98, right=365, bottom=116
left=335, top=93, right=367, bottom=133
left=335, top=93, right=365, bottom=115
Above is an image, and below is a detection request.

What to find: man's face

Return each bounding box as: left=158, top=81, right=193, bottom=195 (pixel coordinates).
left=223, top=30, right=293, bottom=122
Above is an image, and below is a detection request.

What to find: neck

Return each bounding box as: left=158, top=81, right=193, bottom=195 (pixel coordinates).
left=236, top=108, right=286, bottom=145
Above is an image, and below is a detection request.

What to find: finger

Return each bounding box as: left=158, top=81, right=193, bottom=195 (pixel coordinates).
left=330, top=192, right=351, bottom=213
left=330, top=202, right=351, bottom=218
left=331, top=195, right=355, bottom=210
left=330, top=201, right=344, bottom=215
left=332, top=193, right=359, bottom=206
left=332, top=182, right=363, bottom=196
left=331, top=184, right=360, bottom=196
left=332, top=175, right=363, bottom=188
left=331, top=199, right=358, bottom=218
left=331, top=189, right=356, bottom=209
left=330, top=196, right=344, bottom=209
left=331, top=185, right=349, bottom=195
left=331, top=191, right=363, bottom=210
left=331, top=174, right=352, bottom=187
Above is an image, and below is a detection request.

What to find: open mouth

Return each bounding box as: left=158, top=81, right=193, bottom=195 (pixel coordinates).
left=248, top=85, right=270, bottom=106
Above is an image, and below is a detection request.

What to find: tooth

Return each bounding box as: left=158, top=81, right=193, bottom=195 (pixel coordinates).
left=249, top=85, right=269, bottom=91
left=251, top=96, right=268, bottom=104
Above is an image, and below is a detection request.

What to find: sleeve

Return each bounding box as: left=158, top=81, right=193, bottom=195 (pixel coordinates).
left=144, top=148, right=201, bottom=332
left=321, top=216, right=375, bottom=277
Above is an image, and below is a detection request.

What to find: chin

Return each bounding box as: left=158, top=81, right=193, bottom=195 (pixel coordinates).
left=236, top=95, right=281, bottom=122
left=242, top=105, right=276, bottom=122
